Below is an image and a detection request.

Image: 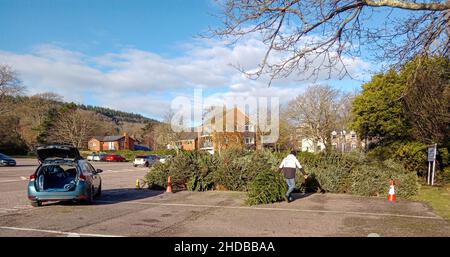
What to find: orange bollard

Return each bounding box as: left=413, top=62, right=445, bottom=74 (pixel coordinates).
left=166, top=176, right=172, bottom=193
left=388, top=180, right=396, bottom=202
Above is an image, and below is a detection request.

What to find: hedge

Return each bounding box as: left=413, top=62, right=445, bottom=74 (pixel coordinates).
left=350, top=160, right=419, bottom=198
left=144, top=149, right=420, bottom=205
left=247, top=169, right=287, bottom=205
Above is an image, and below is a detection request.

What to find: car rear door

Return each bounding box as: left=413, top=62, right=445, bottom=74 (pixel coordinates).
left=80, top=161, right=98, bottom=189
left=86, top=162, right=101, bottom=189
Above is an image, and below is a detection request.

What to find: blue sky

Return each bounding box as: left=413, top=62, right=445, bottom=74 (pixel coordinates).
left=0, top=0, right=219, bottom=56
left=0, top=0, right=376, bottom=120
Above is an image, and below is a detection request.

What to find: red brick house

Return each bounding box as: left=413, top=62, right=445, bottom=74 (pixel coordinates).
left=88, top=133, right=135, bottom=151
left=171, top=107, right=261, bottom=154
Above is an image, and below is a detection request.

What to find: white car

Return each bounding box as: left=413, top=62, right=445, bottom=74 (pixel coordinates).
left=133, top=155, right=158, bottom=167
left=93, top=154, right=107, bottom=162
left=158, top=155, right=173, bottom=164
left=86, top=154, right=95, bottom=161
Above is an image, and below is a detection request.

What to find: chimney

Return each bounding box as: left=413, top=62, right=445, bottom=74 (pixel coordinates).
left=123, top=132, right=129, bottom=150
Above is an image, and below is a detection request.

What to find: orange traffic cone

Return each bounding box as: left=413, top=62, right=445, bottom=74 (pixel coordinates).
left=388, top=180, right=396, bottom=202
left=166, top=176, right=172, bottom=193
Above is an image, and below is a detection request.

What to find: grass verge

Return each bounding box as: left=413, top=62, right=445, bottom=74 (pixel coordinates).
left=413, top=184, right=450, bottom=220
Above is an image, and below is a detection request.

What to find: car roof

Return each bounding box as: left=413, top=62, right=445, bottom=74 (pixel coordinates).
left=0, top=153, right=11, bottom=158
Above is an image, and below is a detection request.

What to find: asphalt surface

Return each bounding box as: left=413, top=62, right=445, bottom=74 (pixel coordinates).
left=1, top=158, right=450, bottom=237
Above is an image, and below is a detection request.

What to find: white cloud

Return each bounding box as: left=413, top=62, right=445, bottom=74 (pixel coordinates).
left=0, top=36, right=374, bottom=119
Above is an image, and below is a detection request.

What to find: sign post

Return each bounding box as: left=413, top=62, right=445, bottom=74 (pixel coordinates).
left=427, top=144, right=437, bottom=186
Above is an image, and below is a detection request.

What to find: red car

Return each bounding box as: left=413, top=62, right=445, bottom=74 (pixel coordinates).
left=105, top=154, right=126, bottom=162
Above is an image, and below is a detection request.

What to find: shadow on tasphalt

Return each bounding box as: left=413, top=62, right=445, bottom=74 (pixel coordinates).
left=94, top=188, right=165, bottom=205
left=290, top=174, right=325, bottom=202
left=44, top=188, right=164, bottom=206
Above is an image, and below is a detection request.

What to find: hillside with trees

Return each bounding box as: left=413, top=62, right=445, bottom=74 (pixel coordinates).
left=77, top=104, right=156, bottom=124
left=0, top=65, right=160, bottom=154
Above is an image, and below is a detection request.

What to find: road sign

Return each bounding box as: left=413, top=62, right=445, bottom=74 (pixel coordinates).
left=427, top=144, right=437, bottom=186
left=428, top=145, right=436, bottom=162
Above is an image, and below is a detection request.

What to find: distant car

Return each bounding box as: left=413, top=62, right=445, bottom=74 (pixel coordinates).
left=86, top=153, right=96, bottom=161
left=27, top=145, right=102, bottom=207
left=93, top=153, right=107, bottom=162
left=105, top=154, right=126, bottom=162
left=158, top=155, right=173, bottom=164
left=133, top=155, right=158, bottom=167
left=0, top=153, right=16, bottom=167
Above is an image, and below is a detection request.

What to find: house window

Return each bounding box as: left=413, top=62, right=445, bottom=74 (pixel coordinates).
left=244, top=124, right=253, bottom=132
left=202, top=139, right=212, bottom=148
left=108, top=142, right=115, bottom=150
left=352, top=144, right=357, bottom=150
left=224, top=138, right=228, bottom=144
left=351, top=133, right=356, bottom=139
left=245, top=137, right=254, bottom=144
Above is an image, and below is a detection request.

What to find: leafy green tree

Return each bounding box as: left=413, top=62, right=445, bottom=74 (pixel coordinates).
left=36, top=107, right=60, bottom=145
left=351, top=70, right=410, bottom=142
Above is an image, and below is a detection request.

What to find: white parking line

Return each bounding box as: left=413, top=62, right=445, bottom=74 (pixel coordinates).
left=0, top=208, right=19, bottom=212
left=96, top=200, right=442, bottom=220
left=0, top=226, right=124, bottom=237
left=0, top=179, right=25, bottom=183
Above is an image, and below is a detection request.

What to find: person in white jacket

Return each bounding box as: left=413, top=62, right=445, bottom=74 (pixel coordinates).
left=279, top=150, right=308, bottom=202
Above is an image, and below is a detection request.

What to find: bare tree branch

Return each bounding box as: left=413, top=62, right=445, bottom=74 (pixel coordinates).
left=211, top=0, right=450, bottom=84
left=0, top=65, right=25, bottom=115
left=363, top=0, right=450, bottom=11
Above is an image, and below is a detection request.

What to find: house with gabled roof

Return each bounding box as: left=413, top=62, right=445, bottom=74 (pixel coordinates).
left=87, top=132, right=135, bottom=151
left=172, top=107, right=262, bottom=154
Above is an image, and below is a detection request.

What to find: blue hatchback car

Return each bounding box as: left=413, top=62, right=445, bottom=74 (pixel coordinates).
left=0, top=153, right=16, bottom=166
left=28, top=145, right=102, bottom=207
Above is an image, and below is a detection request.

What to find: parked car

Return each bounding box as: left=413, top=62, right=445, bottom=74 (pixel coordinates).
left=133, top=155, right=158, bottom=167
left=86, top=153, right=96, bottom=161
left=93, top=153, right=107, bottom=162
left=105, top=154, right=126, bottom=162
left=28, top=145, right=102, bottom=207
left=0, top=153, right=16, bottom=167
left=158, top=155, right=173, bottom=164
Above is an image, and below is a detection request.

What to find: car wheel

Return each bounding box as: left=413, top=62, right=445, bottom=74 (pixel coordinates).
left=30, top=201, right=41, bottom=207
left=84, top=187, right=94, bottom=205
left=133, top=164, right=137, bottom=167
left=144, top=162, right=149, bottom=167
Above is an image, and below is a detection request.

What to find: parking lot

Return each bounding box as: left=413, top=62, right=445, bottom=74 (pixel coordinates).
left=1, top=158, right=450, bottom=237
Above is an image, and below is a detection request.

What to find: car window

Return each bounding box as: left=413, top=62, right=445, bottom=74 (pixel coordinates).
left=80, top=161, right=94, bottom=174
left=87, top=163, right=96, bottom=173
